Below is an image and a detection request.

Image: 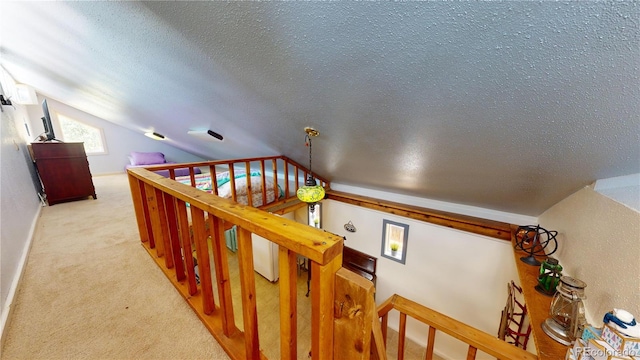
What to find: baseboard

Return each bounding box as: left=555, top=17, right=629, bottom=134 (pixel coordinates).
left=0, top=205, right=41, bottom=347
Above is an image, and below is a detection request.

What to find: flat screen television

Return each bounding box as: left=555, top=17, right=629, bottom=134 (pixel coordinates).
left=41, top=99, right=56, bottom=141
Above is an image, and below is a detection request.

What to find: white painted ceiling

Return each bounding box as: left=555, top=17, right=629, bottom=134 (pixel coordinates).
left=1, top=1, right=638, bottom=216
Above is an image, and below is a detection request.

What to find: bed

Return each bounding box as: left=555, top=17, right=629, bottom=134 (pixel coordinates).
left=174, top=171, right=284, bottom=208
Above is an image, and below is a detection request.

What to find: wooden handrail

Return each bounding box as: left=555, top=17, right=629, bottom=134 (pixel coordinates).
left=376, top=294, right=538, bottom=360
left=127, top=166, right=343, bottom=360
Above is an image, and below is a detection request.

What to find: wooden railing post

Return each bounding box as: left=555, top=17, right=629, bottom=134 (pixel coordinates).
left=144, top=183, right=164, bottom=255
left=426, top=327, right=436, bottom=360
left=466, top=346, right=477, bottom=360
left=163, top=192, right=184, bottom=280
left=154, top=187, right=174, bottom=269
left=176, top=199, right=197, bottom=295
left=209, top=216, right=236, bottom=336
left=190, top=207, right=215, bottom=314
left=236, top=226, right=260, bottom=359
left=333, top=268, right=376, bottom=360
left=279, top=246, right=298, bottom=360
left=398, top=313, right=407, bottom=360
left=127, top=175, right=149, bottom=243
left=311, top=254, right=343, bottom=360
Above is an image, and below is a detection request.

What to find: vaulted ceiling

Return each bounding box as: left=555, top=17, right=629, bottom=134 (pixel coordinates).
left=1, top=1, right=638, bottom=216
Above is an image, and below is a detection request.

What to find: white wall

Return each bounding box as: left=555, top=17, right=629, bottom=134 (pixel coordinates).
left=308, top=198, right=524, bottom=360
left=0, top=100, right=42, bottom=342
left=539, top=185, right=640, bottom=326
left=26, top=97, right=206, bottom=175
left=594, top=173, right=640, bottom=212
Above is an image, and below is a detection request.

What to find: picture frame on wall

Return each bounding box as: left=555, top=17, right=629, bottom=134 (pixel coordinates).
left=380, top=219, right=409, bottom=264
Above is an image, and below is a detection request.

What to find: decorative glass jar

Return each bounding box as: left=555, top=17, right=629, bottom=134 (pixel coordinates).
left=537, top=257, right=563, bottom=296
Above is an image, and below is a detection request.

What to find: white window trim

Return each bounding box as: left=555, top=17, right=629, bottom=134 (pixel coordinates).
left=55, top=112, right=108, bottom=155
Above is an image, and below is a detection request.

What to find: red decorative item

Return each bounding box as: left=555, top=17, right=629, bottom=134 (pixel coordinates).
left=498, top=281, right=532, bottom=350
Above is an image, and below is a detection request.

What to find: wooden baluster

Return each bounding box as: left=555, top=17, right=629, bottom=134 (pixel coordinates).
left=236, top=227, right=260, bottom=359
left=209, top=165, right=219, bottom=195
left=466, top=345, right=477, bottom=360
left=127, top=175, right=149, bottom=243
left=169, top=168, right=175, bottom=180
left=278, top=246, right=297, bottom=360
left=283, top=159, right=290, bottom=198
left=155, top=188, right=174, bottom=269
left=190, top=207, right=215, bottom=314
left=311, top=253, right=343, bottom=360
left=294, top=166, right=300, bottom=193
left=140, top=182, right=155, bottom=248
left=425, top=327, right=436, bottom=360
left=163, top=192, right=184, bottom=279
left=260, top=159, right=267, bottom=206
left=189, top=168, right=196, bottom=186
left=229, top=165, right=237, bottom=202
left=398, top=312, right=407, bottom=360
left=245, top=162, right=253, bottom=207
left=371, top=315, right=388, bottom=360
left=144, top=183, right=164, bottom=255
left=271, top=159, right=278, bottom=202
left=381, top=314, right=388, bottom=346
left=209, top=216, right=236, bottom=336
left=176, top=199, right=197, bottom=295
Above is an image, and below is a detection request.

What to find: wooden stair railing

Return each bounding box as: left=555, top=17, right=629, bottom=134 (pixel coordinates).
left=130, top=157, right=543, bottom=360
left=137, top=155, right=329, bottom=209
left=375, top=294, right=538, bottom=360
left=127, top=167, right=341, bottom=360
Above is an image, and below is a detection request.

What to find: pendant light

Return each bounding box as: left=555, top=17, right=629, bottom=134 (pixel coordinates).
left=296, top=127, right=324, bottom=210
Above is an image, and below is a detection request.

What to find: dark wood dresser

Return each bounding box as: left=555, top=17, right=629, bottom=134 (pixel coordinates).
left=30, top=142, right=96, bottom=205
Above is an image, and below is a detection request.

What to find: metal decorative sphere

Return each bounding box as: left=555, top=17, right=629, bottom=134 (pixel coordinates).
left=514, top=225, right=558, bottom=266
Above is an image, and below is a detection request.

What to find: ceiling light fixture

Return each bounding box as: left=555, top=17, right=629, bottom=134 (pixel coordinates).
left=187, top=129, right=224, bottom=141
left=296, top=127, right=324, bottom=211
left=144, top=132, right=165, bottom=140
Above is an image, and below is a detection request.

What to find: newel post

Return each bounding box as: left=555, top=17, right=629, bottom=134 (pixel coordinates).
left=311, top=254, right=343, bottom=360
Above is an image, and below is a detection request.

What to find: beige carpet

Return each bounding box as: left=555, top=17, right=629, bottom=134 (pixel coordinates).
left=1, top=174, right=230, bottom=360
left=2, top=173, right=434, bottom=360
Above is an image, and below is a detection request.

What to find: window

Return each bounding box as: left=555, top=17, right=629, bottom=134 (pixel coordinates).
left=308, top=203, right=322, bottom=228
left=57, top=114, right=107, bottom=154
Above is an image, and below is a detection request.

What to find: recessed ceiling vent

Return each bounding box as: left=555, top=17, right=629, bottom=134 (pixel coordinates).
left=187, top=129, right=224, bottom=142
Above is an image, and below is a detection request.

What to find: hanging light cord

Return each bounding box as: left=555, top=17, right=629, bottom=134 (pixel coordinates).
left=305, top=134, right=313, bottom=177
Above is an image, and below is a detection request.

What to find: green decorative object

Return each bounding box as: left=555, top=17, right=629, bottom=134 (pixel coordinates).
left=536, top=257, right=563, bottom=296
left=297, top=185, right=325, bottom=204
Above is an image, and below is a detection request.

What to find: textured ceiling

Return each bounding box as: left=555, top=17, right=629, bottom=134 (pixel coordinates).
left=1, top=1, right=638, bottom=216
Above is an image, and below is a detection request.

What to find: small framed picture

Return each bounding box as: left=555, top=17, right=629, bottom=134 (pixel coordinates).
left=380, top=219, right=409, bottom=264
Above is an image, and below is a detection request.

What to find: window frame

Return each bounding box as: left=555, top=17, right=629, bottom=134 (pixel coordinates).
left=55, top=112, right=108, bottom=155
left=308, top=203, right=322, bottom=229
left=380, top=219, right=409, bottom=264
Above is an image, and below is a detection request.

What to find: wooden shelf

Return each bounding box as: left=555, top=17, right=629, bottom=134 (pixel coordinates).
left=510, top=226, right=568, bottom=360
